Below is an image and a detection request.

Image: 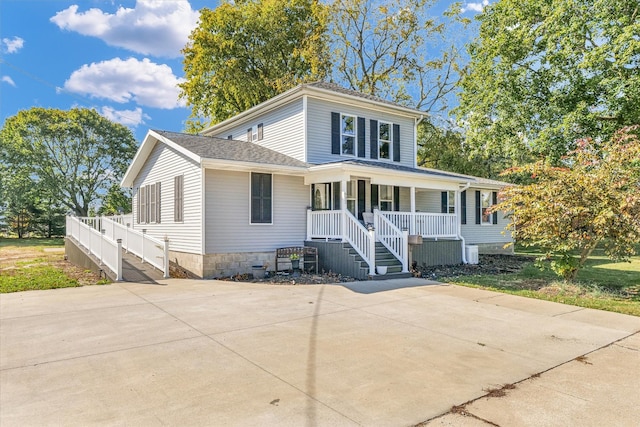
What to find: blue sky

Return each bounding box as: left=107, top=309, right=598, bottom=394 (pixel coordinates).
left=1, top=0, right=488, bottom=143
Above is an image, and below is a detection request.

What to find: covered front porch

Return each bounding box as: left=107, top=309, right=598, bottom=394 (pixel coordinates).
left=304, top=161, right=470, bottom=277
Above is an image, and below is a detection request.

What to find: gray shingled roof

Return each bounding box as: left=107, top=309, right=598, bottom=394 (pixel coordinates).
left=312, top=158, right=477, bottom=181
left=154, top=130, right=308, bottom=168
left=305, top=82, right=422, bottom=114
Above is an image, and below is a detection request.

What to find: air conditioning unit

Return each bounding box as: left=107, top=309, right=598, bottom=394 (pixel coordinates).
left=465, top=245, right=479, bottom=265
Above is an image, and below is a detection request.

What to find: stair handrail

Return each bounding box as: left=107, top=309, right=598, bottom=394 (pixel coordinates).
left=374, top=209, right=409, bottom=272
left=100, top=216, right=169, bottom=278
left=343, top=210, right=375, bottom=276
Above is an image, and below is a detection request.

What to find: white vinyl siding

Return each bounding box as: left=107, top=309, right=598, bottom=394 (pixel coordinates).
left=460, top=187, right=512, bottom=245
left=306, top=97, right=415, bottom=167
left=205, top=170, right=308, bottom=253
left=132, top=143, right=202, bottom=254
left=207, top=99, right=305, bottom=161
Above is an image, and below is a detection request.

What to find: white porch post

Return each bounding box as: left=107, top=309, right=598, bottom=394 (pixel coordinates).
left=341, top=179, right=347, bottom=241
left=402, top=228, right=409, bottom=272
left=410, top=186, right=416, bottom=234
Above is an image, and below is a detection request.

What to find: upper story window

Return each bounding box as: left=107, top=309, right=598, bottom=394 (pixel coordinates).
left=341, top=114, right=356, bottom=155
left=247, top=123, right=264, bottom=142
left=378, top=121, right=392, bottom=160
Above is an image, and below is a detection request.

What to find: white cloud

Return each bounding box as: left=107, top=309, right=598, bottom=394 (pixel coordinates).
left=2, top=36, right=24, bottom=54
left=461, top=0, right=489, bottom=13
left=100, top=106, right=149, bottom=127
left=63, top=57, right=186, bottom=109
left=2, top=76, right=16, bottom=87
left=50, top=0, right=199, bottom=58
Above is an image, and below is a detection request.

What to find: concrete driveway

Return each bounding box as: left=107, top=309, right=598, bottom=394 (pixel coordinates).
left=1, top=278, right=639, bottom=426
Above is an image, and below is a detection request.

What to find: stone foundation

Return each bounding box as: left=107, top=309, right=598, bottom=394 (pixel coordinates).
left=169, top=250, right=276, bottom=279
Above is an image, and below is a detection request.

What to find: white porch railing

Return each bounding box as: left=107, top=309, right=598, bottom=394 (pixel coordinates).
left=381, top=212, right=457, bottom=238
left=306, top=210, right=343, bottom=240
left=67, top=215, right=169, bottom=279
left=66, top=216, right=123, bottom=281
left=374, top=210, right=409, bottom=273
left=344, top=211, right=375, bottom=276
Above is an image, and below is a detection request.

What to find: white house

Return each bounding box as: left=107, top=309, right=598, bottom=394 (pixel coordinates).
left=121, top=82, right=512, bottom=279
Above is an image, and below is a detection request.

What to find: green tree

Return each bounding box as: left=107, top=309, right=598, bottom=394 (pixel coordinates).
left=1, top=108, right=138, bottom=217
left=329, top=0, right=464, bottom=113
left=494, top=127, right=640, bottom=281
left=98, top=184, right=132, bottom=216
left=180, top=0, right=330, bottom=131
left=417, top=121, right=485, bottom=176
left=456, top=0, right=640, bottom=177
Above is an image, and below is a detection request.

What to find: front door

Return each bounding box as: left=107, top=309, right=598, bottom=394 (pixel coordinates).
left=357, top=179, right=366, bottom=220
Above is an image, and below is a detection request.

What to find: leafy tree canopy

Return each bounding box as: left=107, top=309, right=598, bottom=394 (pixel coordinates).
left=180, top=0, right=330, bottom=131
left=494, top=126, right=640, bottom=281
left=456, top=0, right=640, bottom=177
left=329, top=0, right=465, bottom=114
left=0, top=108, right=138, bottom=217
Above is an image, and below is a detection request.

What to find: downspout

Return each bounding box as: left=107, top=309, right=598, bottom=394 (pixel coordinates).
left=414, top=115, right=425, bottom=168
left=458, top=182, right=471, bottom=264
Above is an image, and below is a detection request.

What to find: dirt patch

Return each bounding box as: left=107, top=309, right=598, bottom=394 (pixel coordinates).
left=412, top=254, right=534, bottom=280
left=220, top=271, right=357, bottom=285
left=0, top=243, right=107, bottom=288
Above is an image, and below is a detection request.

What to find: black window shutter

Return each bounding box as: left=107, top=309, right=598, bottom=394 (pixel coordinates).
left=461, top=190, right=467, bottom=225
left=370, top=119, right=378, bottom=159
left=393, top=186, right=400, bottom=211
left=247, top=128, right=252, bottom=141
left=393, top=124, right=400, bottom=162
left=475, top=190, right=481, bottom=224
left=441, top=192, right=448, bottom=214
left=156, top=182, right=161, bottom=224
left=332, top=182, right=341, bottom=210
left=357, top=117, right=365, bottom=158
left=492, top=191, right=498, bottom=224
left=257, top=123, right=263, bottom=140
left=331, top=112, right=340, bottom=154
left=371, top=184, right=379, bottom=209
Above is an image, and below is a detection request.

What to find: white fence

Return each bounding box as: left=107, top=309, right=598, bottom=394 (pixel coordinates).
left=344, top=211, right=375, bottom=276
left=66, top=215, right=169, bottom=280
left=66, top=216, right=122, bottom=281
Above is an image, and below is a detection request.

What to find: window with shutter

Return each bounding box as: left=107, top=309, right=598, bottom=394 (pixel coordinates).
left=251, top=173, right=272, bottom=224
left=174, top=175, right=184, bottom=222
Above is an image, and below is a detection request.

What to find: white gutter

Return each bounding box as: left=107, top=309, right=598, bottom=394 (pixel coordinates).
left=458, top=181, right=471, bottom=264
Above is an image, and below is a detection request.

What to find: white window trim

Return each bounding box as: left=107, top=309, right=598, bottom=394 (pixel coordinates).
left=378, top=120, right=393, bottom=161
left=480, top=190, right=493, bottom=225
left=340, top=113, right=357, bottom=157
left=346, top=180, right=357, bottom=216
left=249, top=172, right=273, bottom=225
left=378, top=184, right=394, bottom=211
left=446, top=190, right=455, bottom=214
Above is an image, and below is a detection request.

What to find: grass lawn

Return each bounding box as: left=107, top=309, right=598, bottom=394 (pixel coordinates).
left=447, top=248, right=640, bottom=317
left=0, top=238, right=109, bottom=293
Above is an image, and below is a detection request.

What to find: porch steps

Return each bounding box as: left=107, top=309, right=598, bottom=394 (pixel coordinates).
left=345, top=242, right=412, bottom=280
